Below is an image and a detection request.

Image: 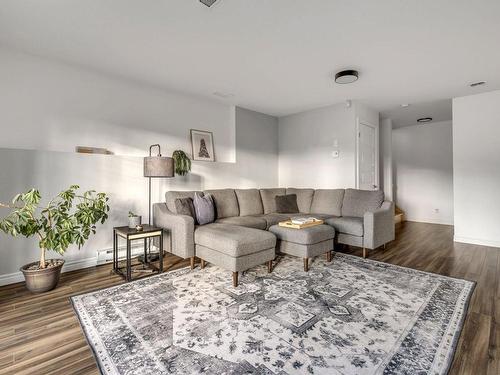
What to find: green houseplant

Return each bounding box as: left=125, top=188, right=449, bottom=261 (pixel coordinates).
left=0, top=185, right=110, bottom=292
left=172, top=150, right=191, bottom=176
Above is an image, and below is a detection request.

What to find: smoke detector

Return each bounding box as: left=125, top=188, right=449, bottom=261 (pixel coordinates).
left=200, top=0, right=219, bottom=7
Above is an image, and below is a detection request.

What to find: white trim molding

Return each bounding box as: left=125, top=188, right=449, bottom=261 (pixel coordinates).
left=0, top=243, right=158, bottom=286
left=0, top=256, right=97, bottom=286
left=454, top=235, right=500, bottom=248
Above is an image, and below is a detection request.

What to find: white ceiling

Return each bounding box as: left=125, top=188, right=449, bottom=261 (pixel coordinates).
left=381, top=99, right=452, bottom=129
left=1, top=0, right=499, bottom=117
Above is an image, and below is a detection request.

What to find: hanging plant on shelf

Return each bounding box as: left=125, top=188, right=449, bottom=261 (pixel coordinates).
left=172, top=150, right=192, bottom=176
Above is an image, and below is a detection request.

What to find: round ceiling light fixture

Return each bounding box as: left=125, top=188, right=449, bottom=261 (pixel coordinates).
left=417, top=117, right=433, bottom=123
left=334, top=70, right=359, bottom=84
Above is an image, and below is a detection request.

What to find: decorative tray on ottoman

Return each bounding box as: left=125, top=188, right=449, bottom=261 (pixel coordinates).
left=278, top=217, right=324, bottom=229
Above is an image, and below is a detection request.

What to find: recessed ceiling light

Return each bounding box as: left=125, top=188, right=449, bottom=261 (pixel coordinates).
left=334, top=70, right=359, bottom=84
left=417, top=117, right=433, bottom=123
left=470, top=81, right=486, bottom=87
left=213, top=91, right=234, bottom=98
left=401, top=104, right=410, bottom=108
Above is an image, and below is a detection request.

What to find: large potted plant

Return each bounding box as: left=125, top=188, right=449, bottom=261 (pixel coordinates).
left=0, top=185, right=110, bottom=293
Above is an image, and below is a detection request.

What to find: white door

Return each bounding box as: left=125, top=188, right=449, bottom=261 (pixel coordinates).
left=357, top=121, right=378, bottom=190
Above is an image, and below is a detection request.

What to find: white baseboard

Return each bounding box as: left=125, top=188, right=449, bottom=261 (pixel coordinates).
left=405, top=217, right=454, bottom=225
left=0, top=256, right=98, bottom=287
left=0, top=243, right=159, bottom=287
left=454, top=235, right=500, bottom=248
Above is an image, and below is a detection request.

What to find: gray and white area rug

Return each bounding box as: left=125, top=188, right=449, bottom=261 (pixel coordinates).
left=71, top=254, right=474, bottom=375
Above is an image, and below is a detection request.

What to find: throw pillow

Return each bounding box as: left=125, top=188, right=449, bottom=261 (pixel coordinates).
left=193, top=192, right=215, bottom=225
left=275, top=194, right=300, bottom=214
left=174, top=197, right=196, bottom=223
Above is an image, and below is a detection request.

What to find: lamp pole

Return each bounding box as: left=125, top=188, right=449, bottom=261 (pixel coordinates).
left=148, top=144, right=161, bottom=227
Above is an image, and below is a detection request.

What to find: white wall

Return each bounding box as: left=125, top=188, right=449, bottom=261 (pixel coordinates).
left=0, top=48, right=278, bottom=284
left=0, top=47, right=236, bottom=161
left=453, top=90, right=500, bottom=247
left=278, top=102, right=379, bottom=188
left=393, top=121, right=454, bottom=225
left=379, top=118, right=393, bottom=201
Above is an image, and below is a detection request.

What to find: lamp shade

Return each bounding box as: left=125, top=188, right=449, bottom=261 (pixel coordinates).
left=143, top=156, right=174, bottom=178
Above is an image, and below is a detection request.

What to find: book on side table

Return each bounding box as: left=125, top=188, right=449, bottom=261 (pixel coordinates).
left=279, top=217, right=324, bottom=229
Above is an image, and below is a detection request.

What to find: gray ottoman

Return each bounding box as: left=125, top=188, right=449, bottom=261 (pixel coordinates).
left=195, top=223, right=276, bottom=287
left=268, top=224, right=335, bottom=272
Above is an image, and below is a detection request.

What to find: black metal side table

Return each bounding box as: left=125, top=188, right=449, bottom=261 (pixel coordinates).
left=113, top=225, right=163, bottom=282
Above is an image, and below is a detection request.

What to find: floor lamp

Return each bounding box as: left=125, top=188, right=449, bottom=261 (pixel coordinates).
left=143, top=144, right=174, bottom=260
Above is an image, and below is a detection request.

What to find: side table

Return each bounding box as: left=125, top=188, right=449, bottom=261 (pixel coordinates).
left=113, top=225, right=163, bottom=282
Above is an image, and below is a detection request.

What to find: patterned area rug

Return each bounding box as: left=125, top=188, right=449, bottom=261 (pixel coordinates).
left=71, top=254, right=474, bottom=375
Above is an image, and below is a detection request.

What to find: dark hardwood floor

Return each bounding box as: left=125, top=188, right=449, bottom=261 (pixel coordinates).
left=0, top=221, right=498, bottom=374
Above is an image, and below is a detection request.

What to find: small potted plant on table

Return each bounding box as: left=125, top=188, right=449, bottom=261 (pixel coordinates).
left=128, top=211, right=142, bottom=229
left=0, top=185, right=110, bottom=293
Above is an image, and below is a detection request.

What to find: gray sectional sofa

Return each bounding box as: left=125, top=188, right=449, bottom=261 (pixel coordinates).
left=153, top=188, right=395, bottom=284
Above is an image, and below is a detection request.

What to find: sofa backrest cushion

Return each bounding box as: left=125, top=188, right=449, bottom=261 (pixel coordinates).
left=260, top=188, right=286, bottom=214
left=165, top=191, right=198, bottom=213
left=286, top=188, right=314, bottom=213
left=235, top=189, right=264, bottom=216
left=310, top=189, right=345, bottom=216
left=204, top=189, right=239, bottom=219
left=342, top=189, right=384, bottom=218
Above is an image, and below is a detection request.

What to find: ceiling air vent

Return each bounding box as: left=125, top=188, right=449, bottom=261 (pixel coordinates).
left=200, top=0, right=218, bottom=7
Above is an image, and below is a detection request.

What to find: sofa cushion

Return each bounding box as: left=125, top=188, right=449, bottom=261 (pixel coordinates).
left=216, top=216, right=267, bottom=230
left=310, top=189, right=345, bottom=216
left=269, top=224, right=335, bottom=245
left=195, top=223, right=276, bottom=257
left=261, top=213, right=292, bottom=228
left=165, top=191, right=199, bottom=213
left=260, top=188, right=286, bottom=214
left=204, top=189, right=239, bottom=219
left=193, top=192, right=215, bottom=225
left=174, top=198, right=196, bottom=222
left=235, top=189, right=264, bottom=216
left=275, top=194, right=300, bottom=214
left=286, top=188, right=314, bottom=213
left=326, top=216, right=364, bottom=236
left=342, top=189, right=384, bottom=218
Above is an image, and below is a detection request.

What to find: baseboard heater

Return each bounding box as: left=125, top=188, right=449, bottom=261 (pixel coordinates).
left=96, top=244, right=159, bottom=265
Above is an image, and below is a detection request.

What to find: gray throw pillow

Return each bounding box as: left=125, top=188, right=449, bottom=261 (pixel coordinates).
left=275, top=194, right=300, bottom=214
left=174, top=198, right=196, bottom=223
left=193, top=192, right=215, bottom=225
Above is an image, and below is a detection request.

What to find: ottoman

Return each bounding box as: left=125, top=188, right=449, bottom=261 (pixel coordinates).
left=195, top=223, right=276, bottom=287
left=268, top=224, right=335, bottom=272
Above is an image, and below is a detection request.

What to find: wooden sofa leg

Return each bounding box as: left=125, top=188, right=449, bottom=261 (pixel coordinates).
left=363, top=248, right=367, bottom=258
left=326, top=251, right=332, bottom=262
left=190, top=256, right=195, bottom=270
left=200, top=259, right=206, bottom=269
left=267, top=260, right=273, bottom=273
left=232, top=272, right=238, bottom=287
left=303, top=258, right=309, bottom=272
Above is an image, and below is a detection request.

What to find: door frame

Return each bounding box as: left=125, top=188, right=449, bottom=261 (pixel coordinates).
left=355, top=117, right=379, bottom=190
